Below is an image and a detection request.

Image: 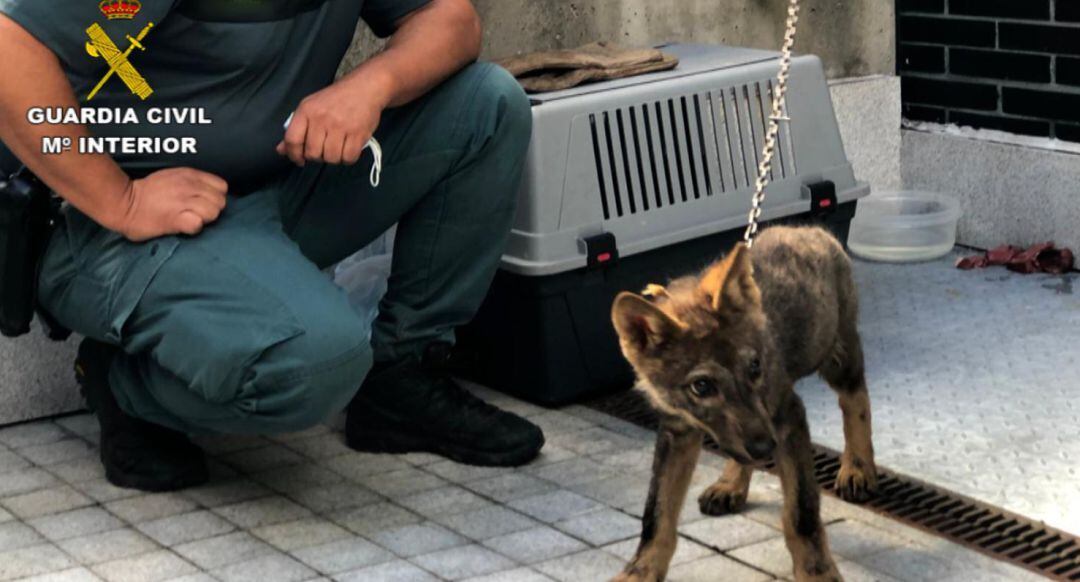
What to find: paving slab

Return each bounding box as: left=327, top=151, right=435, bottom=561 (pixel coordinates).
left=533, top=549, right=627, bottom=582
left=28, top=507, right=123, bottom=541
left=331, top=501, right=422, bottom=538
left=334, top=559, right=439, bottom=582
left=412, top=544, right=516, bottom=580
left=0, top=519, right=43, bottom=553
left=460, top=567, right=554, bottom=582
left=397, top=485, right=492, bottom=519
left=211, top=552, right=316, bottom=582
left=251, top=517, right=351, bottom=551
left=680, top=515, right=782, bottom=552
left=0, top=544, right=76, bottom=580
left=2, top=485, right=92, bottom=520
left=172, top=531, right=276, bottom=570
left=20, top=567, right=105, bottom=582
left=104, top=493, right=197, bottom=524
left=508, top=490, right=604, bottom=524
left=291, top=536, right=394, bottom=574
left=368, top=521, right=468, bottom=558
left=18, top=439, right=95, bottom=467
left=214, top=496, right=312, bottom=529
left=135, top=509, right=235, bottom=546
left=58, top=528, right=158, bottom=566
left=90, top=549, right=197, bottom=582
left=482, top=525, right=588, bottom=565
left=434, top=505, right=539, bottom=541
left=552, top=507, right=640, bottom=546
left=665, top=554, right=773, bottom=582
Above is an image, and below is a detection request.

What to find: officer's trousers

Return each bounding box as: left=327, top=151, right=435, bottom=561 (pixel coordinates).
left=38, top=63, right=531, bottom=434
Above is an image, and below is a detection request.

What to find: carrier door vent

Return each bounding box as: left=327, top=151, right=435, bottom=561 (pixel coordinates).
left=589, top=81, right=798, bottom=220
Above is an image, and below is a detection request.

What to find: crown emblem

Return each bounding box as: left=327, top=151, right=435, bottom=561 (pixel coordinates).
left=99, top=0, right=141, bottom=19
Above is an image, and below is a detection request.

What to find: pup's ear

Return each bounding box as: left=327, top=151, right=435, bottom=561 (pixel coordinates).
left=611, top=292, right=683, bottom=356
left=698, top=243, right=761, bottom=312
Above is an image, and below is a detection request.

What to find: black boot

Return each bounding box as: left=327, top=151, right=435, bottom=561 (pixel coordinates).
left=75, top=339, right=209, bottom=492
left=346, top=343, right=545, bottom=467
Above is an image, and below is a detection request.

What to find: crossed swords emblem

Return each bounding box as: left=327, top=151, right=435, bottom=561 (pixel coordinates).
left=84, top=22, right=155, bottom=101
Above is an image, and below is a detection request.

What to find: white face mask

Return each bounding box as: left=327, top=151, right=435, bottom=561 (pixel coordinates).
left=283, top=113, right=382, bottom=188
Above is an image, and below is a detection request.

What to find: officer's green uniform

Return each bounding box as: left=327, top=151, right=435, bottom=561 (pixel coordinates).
left=0, top=0, right=531, bottom=434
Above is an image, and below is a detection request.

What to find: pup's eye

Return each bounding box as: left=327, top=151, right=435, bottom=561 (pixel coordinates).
left=748, top=358, right=762, bottom=380
left=689, top=378, right=717, bottom=398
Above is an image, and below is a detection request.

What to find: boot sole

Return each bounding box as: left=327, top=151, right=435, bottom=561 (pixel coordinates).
left=103, top=463, right=209, bottom=493
left=347, top=428, right=542, bottom=467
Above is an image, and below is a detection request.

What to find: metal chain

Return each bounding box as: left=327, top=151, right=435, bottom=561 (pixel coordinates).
left=743, top=0, right=801, bottom=247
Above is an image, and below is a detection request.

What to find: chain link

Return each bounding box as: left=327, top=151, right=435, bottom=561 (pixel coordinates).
left=743, top=0, right=801, bottom=247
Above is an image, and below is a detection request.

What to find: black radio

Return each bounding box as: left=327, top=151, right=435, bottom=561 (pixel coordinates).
left=0, top=167, right=68, bottom=339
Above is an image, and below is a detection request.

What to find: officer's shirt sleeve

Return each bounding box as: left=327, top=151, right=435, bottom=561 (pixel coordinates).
left=0, top=1, right=171, bottom=75
left=361, top=0, right=433, bottom=38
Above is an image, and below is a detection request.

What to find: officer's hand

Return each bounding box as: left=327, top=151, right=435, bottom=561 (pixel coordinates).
left=113, top=168, right=228, bottom=241
left=276, top=80, right=386, bottom=166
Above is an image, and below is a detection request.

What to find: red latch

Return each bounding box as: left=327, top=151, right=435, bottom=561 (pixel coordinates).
left=584, top=232, right=619, bottom=270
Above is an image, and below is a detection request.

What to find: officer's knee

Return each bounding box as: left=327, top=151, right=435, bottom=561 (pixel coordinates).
left=245, top=325, right=373, bottom=433
left=287, top=349, right=371, bottom=430
left=479, top=63, right=533, bottom=144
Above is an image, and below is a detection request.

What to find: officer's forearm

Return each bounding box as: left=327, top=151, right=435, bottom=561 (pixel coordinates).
left=346, top=0, right=483, bottom=109
left=0, top=14, right=131, bottom=231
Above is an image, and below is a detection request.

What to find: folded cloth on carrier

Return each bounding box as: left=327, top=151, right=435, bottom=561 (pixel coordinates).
left=495, top=42, right=679, bottom=93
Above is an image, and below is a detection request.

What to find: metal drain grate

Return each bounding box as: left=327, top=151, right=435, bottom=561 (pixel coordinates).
left=586, top=390, right=1080, bottom=581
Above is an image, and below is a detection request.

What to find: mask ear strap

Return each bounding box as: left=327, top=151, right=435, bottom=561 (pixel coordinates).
left=284, top=112, right=383, bottom=188
left=365, top=138, right=382, bottom=188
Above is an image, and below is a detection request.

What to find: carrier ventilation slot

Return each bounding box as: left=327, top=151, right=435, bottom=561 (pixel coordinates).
left=587, top=390, right=1080, bottom=582
left=589, top=81, right=797, bottom=220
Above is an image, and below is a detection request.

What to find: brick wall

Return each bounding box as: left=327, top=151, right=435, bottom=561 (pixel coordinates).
left=898, top=0, right=1080, bottom=142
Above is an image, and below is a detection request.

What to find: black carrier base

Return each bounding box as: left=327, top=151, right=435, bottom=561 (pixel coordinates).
left=457, top=201, right=857, bottom=407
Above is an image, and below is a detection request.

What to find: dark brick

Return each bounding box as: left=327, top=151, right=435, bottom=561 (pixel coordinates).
left=1059, top=57, right=1080, bottom=86
left=949, top=111, right=1052, bottom=137
left=1000, top=23, right=1080, bottom=55
left=950, top=49, right=1051, bottom=83
left=1057, top=0, right=1080, bottom=23
left=900, top=16, right=997, bottom=48
left=902, top=76, right=999, bottom=110
left=903, top=104, right=948, bottom=123
left=899, top=44, right=946, bottom=73
left=1003, top=87, right=1080, bottom=122
left=1055, top=123, right=1080, bottom=142
left=950, top=0, right=1049, bottom=20
left=897, top=0, right=944, bottom=14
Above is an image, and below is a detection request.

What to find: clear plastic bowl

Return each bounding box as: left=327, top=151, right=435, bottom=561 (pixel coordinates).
left=848, top=191, right=961, bottom=263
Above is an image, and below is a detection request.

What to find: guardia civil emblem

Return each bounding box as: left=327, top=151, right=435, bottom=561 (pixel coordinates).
left=85, top=0, right=155, bottom=100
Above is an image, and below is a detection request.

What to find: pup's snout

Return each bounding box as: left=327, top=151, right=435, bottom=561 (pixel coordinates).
left=745, top=437, right=776, bottom=461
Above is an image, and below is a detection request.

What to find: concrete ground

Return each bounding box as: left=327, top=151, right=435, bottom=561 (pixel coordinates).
left=798, top=250, right=1080, bottom=536
left=0, top=385, right=1044, bottom=582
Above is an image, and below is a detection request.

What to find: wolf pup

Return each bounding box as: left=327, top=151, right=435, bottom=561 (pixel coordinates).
left=610, top=226, right=877, bottom=582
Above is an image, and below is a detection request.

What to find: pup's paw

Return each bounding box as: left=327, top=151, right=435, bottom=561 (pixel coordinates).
left=795, top=559, right=844, bottom=582
left=797, top=570, right=844, bottom=582
left=835, top=456, right=878, bottom=503
left=610, top=566, right=661, bottom=582
left=698, top=482, right=748, bottom=516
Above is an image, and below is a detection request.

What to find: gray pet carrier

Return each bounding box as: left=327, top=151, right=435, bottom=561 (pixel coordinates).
left=458, top=43, right=870, bottom=405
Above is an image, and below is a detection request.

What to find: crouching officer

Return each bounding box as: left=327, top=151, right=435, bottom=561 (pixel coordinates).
left=0, top=0, right=543, bottom=491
